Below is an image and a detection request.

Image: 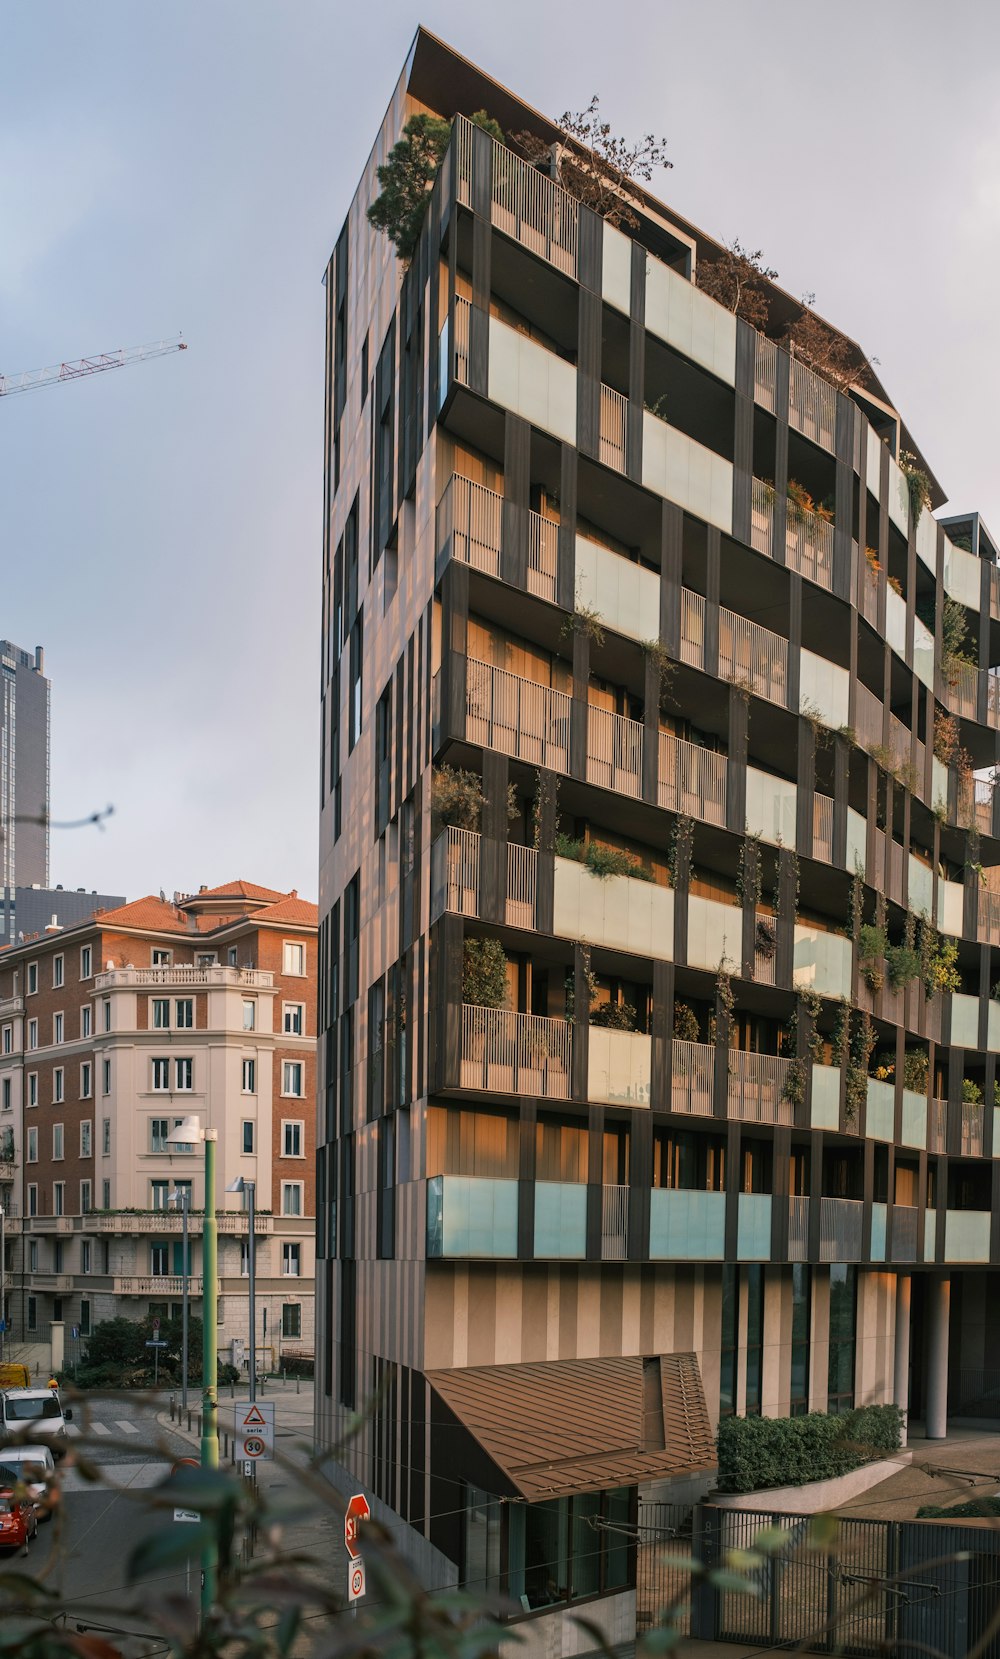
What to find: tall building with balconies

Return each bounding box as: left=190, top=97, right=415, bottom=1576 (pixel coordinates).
left=0, top=880, right=317, bottom=1367
left=317, top=29, right=1000, bottom=1644
left=0, top=642, right=49, bottom=892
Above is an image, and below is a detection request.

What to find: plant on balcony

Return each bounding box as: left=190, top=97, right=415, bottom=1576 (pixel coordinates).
left=462, top=937, right=509, bottom=1008
left=590, top=998, right=637, bottom=1031
left=587, top=842, right=653, bottom=881
left=845, top=1008, right=876, bottom=1125
left=941, top=596, right=976, bottom=687
left=784, top=307, right=869, bottom=394
left=887, top=574, right=903, bottom=597
left=367, top=109, right=503, bottom=261
left=672, top=1002, right=700, bottom=1043
left=644, top=391, right=669, bottom=420
left=918, top=920, right=961, bottom=997
left=754, top=917, right=777, bottom=960
left=785, top=479, right=832, bottom=527
left=899, top=449, right=932, bottom=525
left=694, top=238, right=778, bottom=331
left=668, top=812, right=695, bottom=889
left=962, top=1078, right=984, bottom=1105
left=863, top=544, right=881, bottom=578
left=903, top=1050, right=929, bottom=1092
left=885, top=942, right=920, bottom=991
left=858, top=924, right=887, bottom=993
left=933, top=709, right=960, bottom=764
left=560, top=604, right=605, bottom=646
left=714, top=961, right=735, bottom=1027
left=641, top=637, right=676, bottom=715
left=736, top=833, right=762, bottom=909
left=510, top=96, right=670, bottom=231
left=431, top=765, right=485, bottom=831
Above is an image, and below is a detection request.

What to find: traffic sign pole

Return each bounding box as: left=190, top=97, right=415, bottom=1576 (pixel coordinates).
left=345, top=1492, right=370, bottom=1610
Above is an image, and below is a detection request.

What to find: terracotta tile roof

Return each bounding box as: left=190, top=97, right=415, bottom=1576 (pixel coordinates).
left=246, top=896, right=318, bottom=926
left=94, top=896, right=194, bottom=934
left=426, top=1353, right=715, bottom=1501
left=187, top=880, right=287, bottom=903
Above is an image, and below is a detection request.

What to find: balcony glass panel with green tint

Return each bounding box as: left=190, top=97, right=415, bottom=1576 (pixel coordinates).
left=866, top=1080, right=894, bottom=1141
left=737, top=1194, right=772, bottom=1260
left=870, top=1202, right=887, bottom=1262
left=649, top=1189, right=725, bottom=1259
left=534, top=1182, right=587, bottom=1258
left=944, top=1210, right=990, bottom=1263
left=426, top=1176, right=518, bottom=1259
left=901, top=1090, right=927, bottom=1149
left=811, top=1064, right=841, bottom=1130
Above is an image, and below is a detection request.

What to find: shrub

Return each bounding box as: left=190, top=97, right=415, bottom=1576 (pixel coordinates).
left=432, top=765, right=485, bottom=831
left=590, top=999, right=637, bottom=1031
left=673, top=1002, right=700, bottom=1043
left=902, top=1050, right=929, bottom=1092
left=885, top=944, right=920, bottom=990
left=368, top=110, right=503, bottom=261
left=962, top=1077, right=983, bottom=1105
left=462, top=937, right=509, bottom=1008
left=553, top=835, right=652, bottom=881
left=755, top=917, right=777, bottom=960
left=858, top=924, right=887, bottom=993
left=918, top=1495, right=1000, bottom=1519
left=716, top=1405, right=903, bottom=1494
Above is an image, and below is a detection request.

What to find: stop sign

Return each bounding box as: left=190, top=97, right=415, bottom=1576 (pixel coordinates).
left=345, top=1492, right=370, bottom=1559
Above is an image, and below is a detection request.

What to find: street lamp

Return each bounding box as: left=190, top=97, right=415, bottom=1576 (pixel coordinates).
left=166, top=1115, right=217, bottom=1619
left=168, top=1186, right=191, bottom=1413
left=226, top=1176, right=256, bottom=1402
left=0, top=1206, right=6, bottom=1364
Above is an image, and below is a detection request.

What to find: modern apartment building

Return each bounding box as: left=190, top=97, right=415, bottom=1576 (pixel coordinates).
left=317, top=30, right=1000, bottom=1645
left=0, top=880, right=317, bottom=1365
left=0, top=885, right=126, bottom=947
left=0, top=641, right=49, bottom=891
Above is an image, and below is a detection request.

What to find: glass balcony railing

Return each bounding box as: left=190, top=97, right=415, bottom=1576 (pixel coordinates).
left=426, top=1175, right=518, bottom=1258
left=649, top=1188, right=725, bottom=1259
left=588, top=1028, right=651, bottom=1108
left=944, top=1210, right=991, bottom=1263
left=737, top=1193, right=772, bottom=1260
left=534, top=1182, right=586, bottom=1258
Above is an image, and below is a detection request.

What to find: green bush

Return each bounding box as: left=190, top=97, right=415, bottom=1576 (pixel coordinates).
left=553, top=834, right=653, bottom=882
left=918, top=1495, right=1000, bottom=1519
left=716, top=1404, right=903, bottom=1493
left=590, top=999, right=637, bottom=1031
left=462, top=937, right=509, bottom=1008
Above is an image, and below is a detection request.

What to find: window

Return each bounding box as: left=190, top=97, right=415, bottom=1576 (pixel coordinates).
left=53, top=1124, right=64, bottom=1160
left=80, top=1121, right=92, bottom=1157
left=53, top=1068, right=64, bottom=1104
left=349, top=615, right=363, bottom=749
left=102, top=998, right=111, bottom=1032
left=151, top=949, right=171, bottom=967
left=196, top=953, right=216, bottom=969
left=744, top=1266, right=765, bottom=1417
left=102, top=1118, right=111, bottom=1156
left=828, top=1265, right=857, bottom=1414
left=80, top=1180, right=92, bottom=1214
left=80, top=1062, right=92, bottom=1099
left=283, top=941, right=305, bottom=977
left=26, top=1127, right=37, bottom=1163
left=53, top=955, right=64, bottom=989
left=152, top=1058, right=170, bottom=1091
left=27, top=962, right=38, bottom=995
left=1, top=1026, right=10, bottom=1055
left=227, top=946, right=238, bottom=967
left=81, top=1005, right=92, bottom=1039
left=80, top=945, right=92, bottom=980
left=102, top=1058, right=111, bottom=1094
left=27, top=1297, right=37, bottom=1332
left=282, top=1121, right=303, bottom=1158
left=175, top=998, right=193, bottom=1029
left=28, top=1241, right=38, bottom=1271
left=53, top=1182, right=64, bottom=1217
left=151, top=1243, right=169, bottom=1276
left=719, top=1265, right=738, bottom=1419
left=102, top=1179, right=111, bottom=1209
left=242, top=1000, right=255, bottom=1031
left=282, top=1242, right=301, bottom=1277
left=27, top=1019, right=37, bottom=1051
left=281, top=1182, right=303, bottom=1217
left=27, top=1185, right=37, bottom=1218
left=151, top=1181, right=171, bottom=1211
left=284, top=1003, right=304, bottom=1035
left=152, top=998, right=170, bottom=1029
left=242, top=1121, right=255, bottom=1154
left=175, top=1058, right=193, bottom=1091
left=282, top=1061, right=303, bottom=1098
left=53, top=1012, right=64, bottom=1044
left=150, top=1119, right=169, bottom=1153
left=27, top=1072, right=37, bottom=1107
left=791, top=1265, right=811, bottom=1416
left=240, top=1239, right=250, bottom=1276
left=80, top=1297, right=91, bottom=1335
left=281, top=1303, right=302, bottom=1339
left=171, top=1117, right=193, bottom=1152
left=1, top=1079, right=9, bottom=1113
left=242, top=1058, right=256, bottom=1094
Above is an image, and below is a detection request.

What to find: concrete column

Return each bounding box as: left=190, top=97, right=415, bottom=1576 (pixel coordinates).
left=50, top=1321, right=64, bottom=1373
left=893, top=1274, right=911, bottom=1446
left=925, top=1274, right=950, bottom=1440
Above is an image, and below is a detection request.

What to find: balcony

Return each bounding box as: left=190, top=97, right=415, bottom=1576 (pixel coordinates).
left=31, top=1273, right=75, bottom=1293
left=649, top=1188, right=725, bottom=1259
left=788, top=356, right=837, bottom=452
left=892, top=1205, right=919, bottom=1263
left=587, top=705, right=643, bottom=797
left=866, top=1079, right=894, bottom=1141
left=978, top=889, right=1000, bottom=947
left=944, top=1211, right=991, bottom=1264
left=534, top=1182, right=586, bottom=1258
left=460, top=1005, right=571, bottom=1097
left=928, top=1099, right=948, bottom=1155
left=0, top=996, right=23, bottom=1019
left=737, top=1193, right=772, bottom=1260
left=813, top=794, right=834, bottom=862
left=0, top=1163, right=15, bottom=1183
left=114, top=1276, right=204, bottom=1296
left=574, top=531, right=658, bottom=643
left=90, top=1211, right=271, bottom=1235
left=426, top=1175, right=518, bottom=1259
left=553, top=856, right=673, bottom=962
left=854, top=681, right=884, bottom=750
left=793, top=925, right=852, bottom=998
left=670, top=1040, right=714, bottom=1115
left=430, top=829, right=538, bottom=930
left=659, top=732, right=727, bottom=825
left=811, top=1064, right=841, bottom=1130
left=599, top=384, right=628, bottom=474
left=588, top=1027, right=651, bottom=1107
left=786, top=502, right=834, bottom=591
left=962, top=1102, right=985, bottom=1157
left=788, top=1195, right=810, bottom=1260
left=859, top=560, right=879, bottom=627
left=465, top=658, right=570, bottom=772
left=454, top=113, right=579, bottom=278
left=754, top=337, right=777, bottom=412
left=719, top=608, right=788, bottom=706
left=818, top=1197, right=864, bottom=1262
left=945, top=660, right=979, bottom=721
left=436, top=474, right=558, bottom=603
left=95, top=966, right=273, bottom=991
left=726, top=1052, right=794, bottom=1125
left=601, top=1183, right=629, bottom=1260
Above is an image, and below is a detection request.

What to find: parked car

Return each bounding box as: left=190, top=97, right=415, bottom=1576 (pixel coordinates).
left=0, top=1388, right=73, bottom=1460
left=0, top=1445, right=57, bottom=1518
left=0, top=1489, right=38, bottom=1554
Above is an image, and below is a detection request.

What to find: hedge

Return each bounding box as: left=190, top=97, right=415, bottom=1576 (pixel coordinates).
left=917, top=1496, right=1000, bottom=1520
left=716, top=1404, right=903, bottom=1494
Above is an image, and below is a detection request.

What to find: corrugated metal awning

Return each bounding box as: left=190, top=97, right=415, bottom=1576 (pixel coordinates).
left=426, top=1352, right=715, bottom=1501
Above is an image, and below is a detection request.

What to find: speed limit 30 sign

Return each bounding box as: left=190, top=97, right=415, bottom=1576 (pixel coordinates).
left=348, top=1559, right=366, bottom=1602
left=238, top=1402, right=275, bottom=1461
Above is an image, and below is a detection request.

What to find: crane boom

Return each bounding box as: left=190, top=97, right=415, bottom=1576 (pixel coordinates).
left=0, top=338, right=186, bottom=398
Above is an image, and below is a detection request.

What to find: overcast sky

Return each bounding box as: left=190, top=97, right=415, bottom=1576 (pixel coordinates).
left=4, top=0, right=999, bottom=903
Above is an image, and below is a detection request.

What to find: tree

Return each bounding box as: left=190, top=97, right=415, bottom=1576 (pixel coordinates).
left=695, top=239, right=778, bottom=331
left=367, top=109, right=503, bottom=262
left=785, top=306, right=868, bottom=392
left=512, top=96, right=670, bottom=229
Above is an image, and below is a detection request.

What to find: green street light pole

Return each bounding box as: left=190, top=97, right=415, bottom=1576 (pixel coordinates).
left=201, top=1127, right=219, bottom=1619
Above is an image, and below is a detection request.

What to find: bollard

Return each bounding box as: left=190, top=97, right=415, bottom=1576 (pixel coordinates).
left=186, top=1410, right=192, bottom=1432
left=231, top=1379, right=235, bottom=1399
left=296, top=1376, right=300, bottom=1395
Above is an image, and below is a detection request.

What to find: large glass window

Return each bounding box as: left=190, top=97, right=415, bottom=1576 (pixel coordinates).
left=745, top=1265, right=764, bottom=1416
left=719, top=1264, right=738, bottom=1419
left=790, top=1264, right=811, bottom=1416
left=504, top=1488, right=634, bottom=1610
left=463, top=1485, right=501, bottom=1597
left=827, top=1264, right=857, bottom=1414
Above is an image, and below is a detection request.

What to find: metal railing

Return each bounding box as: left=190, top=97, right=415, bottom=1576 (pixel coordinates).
left=437, top=474, right=502, bottom=577
left=454, top=114, right=579, bottom=277
left=506, top=843, right=539, bottom=930
left=788, top=1195, right=809, bottom=1260
left=928, top=1098, right=948, bottom=1155
left=813, top=793, right=834, bottom=861
left=750, top=478, right=773, bottom=556
left=854, top=681, right=884, bottom=751
left=948, top=660, right=978, bottom=719
left=752, top=916, right=778, bottom=986
left=859, top=559, right=879, bottom=626
left=754, top=336, right=777, bottom=413
left=978, top=888, right=1000, bottom=945
left=727, top=1051, right=793, bottom=1123
left=680, top=590, right=706, bottom=669
left=453, top=295, right=472, bottom=386
left=974, top=777, right=994, bottom=837
left=527, top=514, right=559, bottom=602
left=460, top=1005, right=571, bottom=1097
left=465, top=658, right=571, bottom=771
left=962, top=1102, right=985, bottom=1157
left=670, top=1040, right=715, bottom=1115
left=785, top=503, right=834, bottom=590
left=818, top=1196, right=864, bottom=1262
left=719, top=607, right=787, bottom=706
left=989, top=671, right=1000, bottom=731
left=887, top=838, right=905, bottom=906
left=587, top=704, right=643, bottom=797
left=892, top=1204, right=919, bottom=1262
left=601, top=1183, right=629, bottom=1260
left=599, top=383, right=628, bottom=474
left=658, top=732, right=727, bottom=825
left=432, top=826, right=481, bottom=918
left=888, top=713, right=911, bottom=772
left=788, top=355, right=837, bottom=451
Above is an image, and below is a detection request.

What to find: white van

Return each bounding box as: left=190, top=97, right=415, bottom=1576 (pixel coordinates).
left=0, top=1444, right=57, bottom=1517
left=0, top=1389, right=73, bottom=1461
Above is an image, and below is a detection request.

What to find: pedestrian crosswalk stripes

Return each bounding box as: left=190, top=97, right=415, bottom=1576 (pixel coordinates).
left=66, top=1420, right=144, bottom=1439
left=61, top=1461, right=170, bottom=1493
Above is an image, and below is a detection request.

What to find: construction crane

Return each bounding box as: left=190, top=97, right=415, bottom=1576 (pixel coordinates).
left=0, top=337, right=186, bottom=398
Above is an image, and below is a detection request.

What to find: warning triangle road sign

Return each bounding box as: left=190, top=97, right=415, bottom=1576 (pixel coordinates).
left=242, top=1404, right=267, bottom=1427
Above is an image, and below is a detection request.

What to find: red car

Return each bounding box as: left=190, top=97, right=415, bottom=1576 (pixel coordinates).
left=0, top=1489, right=38, bottom=1554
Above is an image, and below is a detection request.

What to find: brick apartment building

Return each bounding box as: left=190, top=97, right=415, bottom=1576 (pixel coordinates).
left=0, top=880, right=317, bottom=1365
